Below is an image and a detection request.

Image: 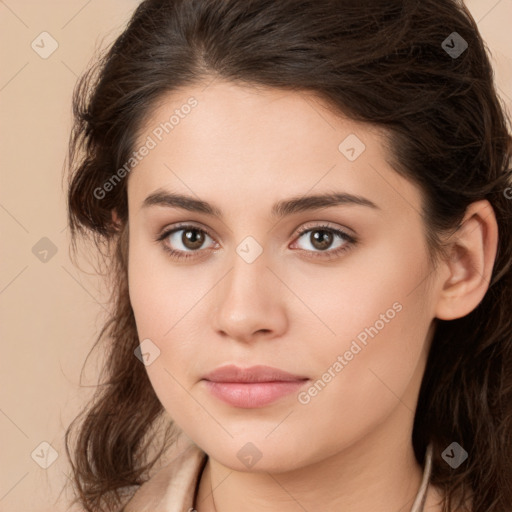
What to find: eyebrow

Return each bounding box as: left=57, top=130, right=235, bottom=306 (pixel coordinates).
left=141, top=188, right=379, bottom=219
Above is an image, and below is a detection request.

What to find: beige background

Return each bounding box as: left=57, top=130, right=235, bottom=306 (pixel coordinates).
left=0, top=1, right=511, bottom=511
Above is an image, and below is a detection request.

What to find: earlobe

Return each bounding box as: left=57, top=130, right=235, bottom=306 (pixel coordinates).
left=435, top=200, right=498, bottom=321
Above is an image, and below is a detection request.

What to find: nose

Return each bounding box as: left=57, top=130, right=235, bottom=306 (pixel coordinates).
left=212, top=249, right=288, bottom=344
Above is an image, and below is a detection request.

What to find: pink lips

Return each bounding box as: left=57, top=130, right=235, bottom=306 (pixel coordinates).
left=202, top=364, right=309, bottom=408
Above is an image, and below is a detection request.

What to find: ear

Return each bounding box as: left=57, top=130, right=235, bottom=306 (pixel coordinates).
left=435, top=200, right=498, bottom=320
left=111, top=209, right=122, bottom=230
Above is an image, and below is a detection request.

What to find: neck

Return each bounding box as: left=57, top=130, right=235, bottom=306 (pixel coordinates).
left=195, top=402, right=434, bottom=512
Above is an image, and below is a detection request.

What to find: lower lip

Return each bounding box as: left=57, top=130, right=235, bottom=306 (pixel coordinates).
left=203, top=380, right=309, bottom=408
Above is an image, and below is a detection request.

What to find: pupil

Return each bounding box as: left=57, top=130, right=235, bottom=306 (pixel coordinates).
left=312, top=230, right=332, bottom=250
left=184, top=229, right=204, bottom=249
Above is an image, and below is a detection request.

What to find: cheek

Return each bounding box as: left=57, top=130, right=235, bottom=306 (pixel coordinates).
left=289, top=232, right=433, bottom=412
left=127, top=234, right=211, bottom=406
left=289, top=226, right=432, bottom=356
left=292, top=292, right=430, bottom=462
left=127, top=231, right=205, bottom=339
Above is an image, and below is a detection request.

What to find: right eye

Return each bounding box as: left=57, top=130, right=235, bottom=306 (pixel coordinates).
left=156, top=224, right=217, bottom=260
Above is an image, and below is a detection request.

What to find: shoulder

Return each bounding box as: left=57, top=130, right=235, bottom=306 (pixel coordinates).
left=124, top=443, right=208, bottom=512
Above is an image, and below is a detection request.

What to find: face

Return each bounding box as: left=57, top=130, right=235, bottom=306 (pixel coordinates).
left=126, top=79, right=440, bottom=472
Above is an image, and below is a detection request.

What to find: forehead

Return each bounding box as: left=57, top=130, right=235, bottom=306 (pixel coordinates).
left=127, top=79, right=421, bottom=218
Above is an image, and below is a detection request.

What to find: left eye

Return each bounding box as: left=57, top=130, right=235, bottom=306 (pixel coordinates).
left=292, top=225, right=354, bottom=255
left=157, top=226, right=215, bottom=256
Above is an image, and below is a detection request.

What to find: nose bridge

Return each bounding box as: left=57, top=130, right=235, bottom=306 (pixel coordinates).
left=212, top=236, right=286, bottom=341
left=224, top=226, right=272, bottom=292
left=222, top=239, right=271, bottom=312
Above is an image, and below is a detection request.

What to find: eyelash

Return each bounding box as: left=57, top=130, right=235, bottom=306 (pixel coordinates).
left=155, top=222, right=357, bottom=262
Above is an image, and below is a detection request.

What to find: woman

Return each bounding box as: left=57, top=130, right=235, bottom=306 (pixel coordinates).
left=64, top=0, right=512, bottom=511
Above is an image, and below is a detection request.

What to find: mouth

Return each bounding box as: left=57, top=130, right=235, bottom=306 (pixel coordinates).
left=201, top=364, right=309, bottom=408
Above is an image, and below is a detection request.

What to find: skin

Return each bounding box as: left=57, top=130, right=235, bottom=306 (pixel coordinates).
left=124, top=79, right=497, bottom=512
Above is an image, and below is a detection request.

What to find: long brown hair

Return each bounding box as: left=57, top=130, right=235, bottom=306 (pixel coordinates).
left=64, top=1, right=512, bottom=510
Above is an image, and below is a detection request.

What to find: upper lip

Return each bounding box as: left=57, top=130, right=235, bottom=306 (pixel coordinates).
left=202, top=364, right=309, bottom=383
